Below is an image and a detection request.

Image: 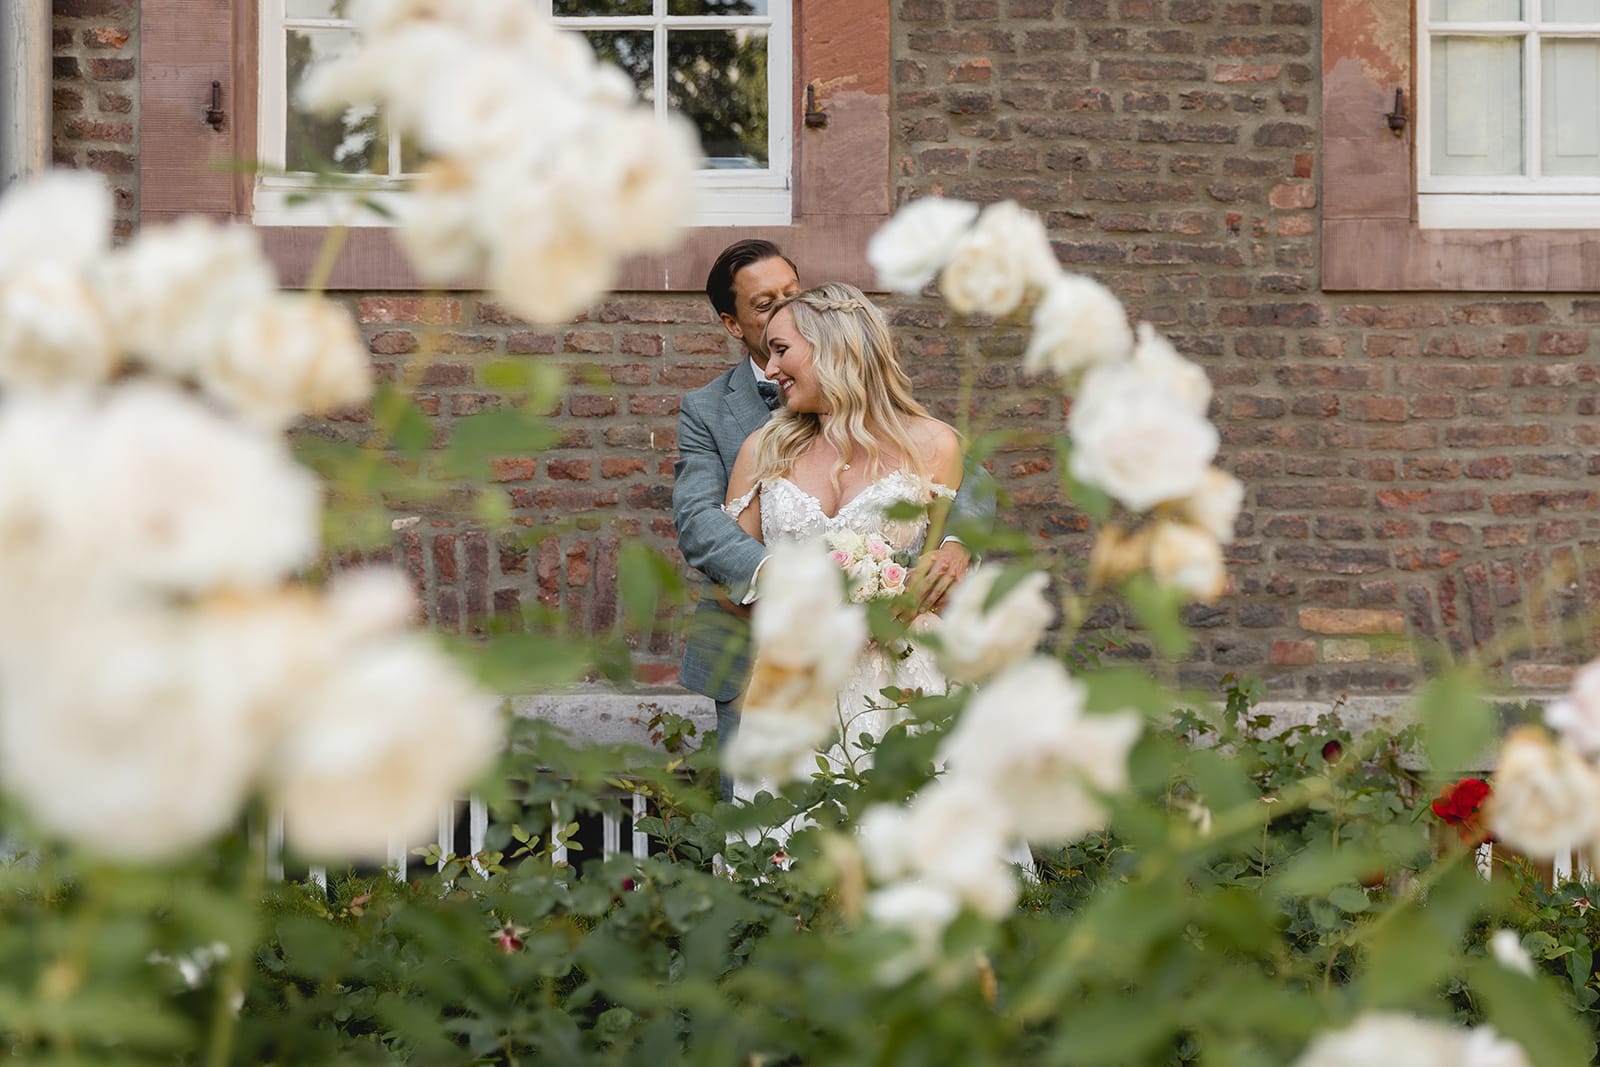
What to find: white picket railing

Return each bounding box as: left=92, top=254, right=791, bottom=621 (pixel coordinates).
left=269, top=790, right=654, bottom=887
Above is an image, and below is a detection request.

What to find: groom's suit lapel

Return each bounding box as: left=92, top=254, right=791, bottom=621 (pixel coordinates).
left=720, top=361, right=772, bottom=467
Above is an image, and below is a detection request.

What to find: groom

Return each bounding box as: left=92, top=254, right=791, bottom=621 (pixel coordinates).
left=671, top=239, right=990, bottom=787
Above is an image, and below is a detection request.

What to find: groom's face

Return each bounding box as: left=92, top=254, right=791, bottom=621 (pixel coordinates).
left=721, top=256, right=800, bottom=367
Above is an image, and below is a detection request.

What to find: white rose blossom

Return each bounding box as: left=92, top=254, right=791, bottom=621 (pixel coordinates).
left=273, top=635, right=502, bottom=860
left=1174, top=467, right=1244, bottom=545
left=1487, top=727, right=1600, bottom=860
left=939, top=200, right=1058, bottom=317
left=1147, top=521, right=1227, bottom=601
left=0, top=169, right=111, bottom=280
left=1130, top=322, right=1212, bottom=416
left=301, top=2, right=698, bottom=323
left=1069, top=357, right=1220, bottom=513
left=940, top=657, right=1142, bottom=843
left=867, top=197, right=980, bottom=294
left=90, top=383, right=321, bottom=595
left=1544, top=658, right=1600, bottom=756
left=0, top=607, right=266, bottom=860
left=934, top=567, right=1054, bottom=684
left=95, top=218, right=278, bottom=378
left=0, top=264, right=118, bottom=391
left=1023, top=273, right=1134, bottom=379
left=1489, top=929, right=1536, bottom=977
left=863, top=881, right=962, bottom=986
left=208, top=293, right=373, bottom=430
left=893, top=778, right=1021, bottom=919
left=1290, top=1014, right=1528, bottom=1067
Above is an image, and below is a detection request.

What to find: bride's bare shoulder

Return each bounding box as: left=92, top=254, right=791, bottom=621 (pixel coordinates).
left=907, top=417, right=962, bottom=483
left=910, top=417, right=960, bottom=459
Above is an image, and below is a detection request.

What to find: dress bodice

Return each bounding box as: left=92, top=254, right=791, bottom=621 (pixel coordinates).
left=725, top=469, right=956, bottom=556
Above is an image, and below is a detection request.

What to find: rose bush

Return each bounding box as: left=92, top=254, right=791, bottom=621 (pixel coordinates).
left=2, top=6, right=1599, bottom=1066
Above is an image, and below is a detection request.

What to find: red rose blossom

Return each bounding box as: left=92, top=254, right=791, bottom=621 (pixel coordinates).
left=1430, top=776, right=1492, bottom=845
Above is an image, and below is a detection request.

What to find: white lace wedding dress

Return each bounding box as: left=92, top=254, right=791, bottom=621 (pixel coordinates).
left=724, top=469, right=953, bottom=796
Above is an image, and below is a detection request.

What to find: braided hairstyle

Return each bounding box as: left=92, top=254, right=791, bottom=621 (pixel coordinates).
left=752, top=282, right=936, bottom=491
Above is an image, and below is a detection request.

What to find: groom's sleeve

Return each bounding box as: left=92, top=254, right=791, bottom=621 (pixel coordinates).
left=672, top=395, right=766, bottom=592
left=946, top=456, right=997, bottom=548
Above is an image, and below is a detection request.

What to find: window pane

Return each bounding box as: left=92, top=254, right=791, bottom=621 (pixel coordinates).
left=1543, top=39, right=1600, bottom=176
left=1434, top=0, right=1521, bottom=19
left=668, top=28, right=769, bottom=169
left=556, top=0, right=651, bottom=14
left=286, top=28, right=388, bottom=174
left=668, top=0, right=771, bottom=14
left=584, top=31, right=654, bottom=102
left=286, top=0, right=352, bottom=16
left=1429, top=35, right=1524, bottom=176
left=1544, top=0, right=1600, bottom=19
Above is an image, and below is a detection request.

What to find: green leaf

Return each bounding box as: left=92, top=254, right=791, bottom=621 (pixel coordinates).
left=1328, top=886, right=1371, bottom=914
left=1122, top=573, right=1191, bottom=658
left=1419, top=670, right=1494, bottom=781
left=1468, top=958, right=1593, bottom=1067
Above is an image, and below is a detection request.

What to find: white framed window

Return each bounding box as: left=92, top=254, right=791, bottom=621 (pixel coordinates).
left=1417, top=0, right=1600, bottom=228
left=254, top=0, right=792, bottom=227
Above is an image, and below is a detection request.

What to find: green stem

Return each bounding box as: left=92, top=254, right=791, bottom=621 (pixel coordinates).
left=205, top=843, right=265, bottom=1067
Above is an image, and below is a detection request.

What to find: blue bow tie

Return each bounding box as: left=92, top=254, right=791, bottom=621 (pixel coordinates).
left=755, top=378, right=781, bottom=411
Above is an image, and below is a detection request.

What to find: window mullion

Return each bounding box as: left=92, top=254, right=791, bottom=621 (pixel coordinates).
left=653, top=16, right=668, bottom=122
left=1527, top=21, right=1541, bottom=179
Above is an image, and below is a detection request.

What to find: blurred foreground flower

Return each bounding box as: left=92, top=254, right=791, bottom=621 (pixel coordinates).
left=1544, top=658, right=1600, bottom=755
left=868, top=196, right=1239, bottom=604
left=301, top=0, right=698, bottom=324
left=0, top=173, right=499, bottom=863
left=725, top=541, right=867, bottom=783
left=1487, top=727, right=1600, bottom=860
left=1289, top=1013, right=1528, bottom=1067
left=933, top=567, right=1053, bottom=685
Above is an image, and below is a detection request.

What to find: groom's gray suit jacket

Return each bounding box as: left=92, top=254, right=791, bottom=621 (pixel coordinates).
left=672, top=359, right=995, bottom=704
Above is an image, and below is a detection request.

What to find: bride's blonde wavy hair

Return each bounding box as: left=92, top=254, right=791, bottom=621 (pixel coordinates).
left=752, top=282, right=934, bottom=490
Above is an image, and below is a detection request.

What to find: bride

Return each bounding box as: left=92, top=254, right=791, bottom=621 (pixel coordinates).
left=722, top=283, right=963, bottom=795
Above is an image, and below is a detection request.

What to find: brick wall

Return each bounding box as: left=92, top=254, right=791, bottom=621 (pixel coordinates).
left=51, top=1, right=1600, bottom=698
left=51, top=0, right=137, bottom=237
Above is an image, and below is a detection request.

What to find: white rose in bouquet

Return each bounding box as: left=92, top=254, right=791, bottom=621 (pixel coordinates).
left=867, top=196, right=979, bottom=294
left=935, top=567, right=1053, bottom=684
left=939, top=200, right=1057, bottom=317
left=1023, top=273, right=1133, bottom=379
left=1488, top=727, right=1600, bottom=859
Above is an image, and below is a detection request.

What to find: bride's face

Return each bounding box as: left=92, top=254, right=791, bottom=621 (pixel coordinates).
left=764, top=308, right=828, bottom=414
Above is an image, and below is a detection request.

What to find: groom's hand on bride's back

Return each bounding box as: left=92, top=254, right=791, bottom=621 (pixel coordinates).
left=911, top=540, right=972, bottom=615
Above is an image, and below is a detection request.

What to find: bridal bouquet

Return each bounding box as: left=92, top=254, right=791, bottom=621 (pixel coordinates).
left=826, top=529, right=913, bottom=603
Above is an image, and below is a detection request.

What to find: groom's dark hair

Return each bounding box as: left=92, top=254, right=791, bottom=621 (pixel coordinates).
left=706, top=239, right=798, bottom=319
